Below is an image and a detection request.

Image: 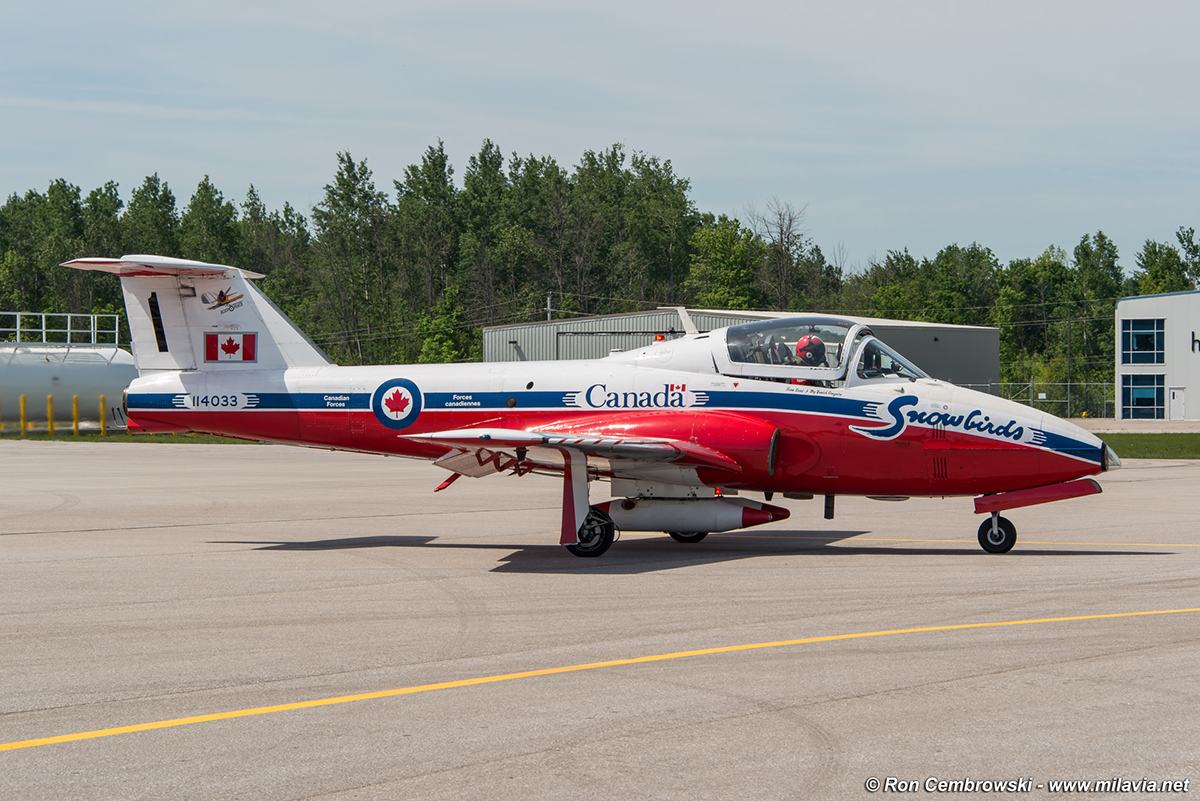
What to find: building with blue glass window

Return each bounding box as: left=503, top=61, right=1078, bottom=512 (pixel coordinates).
left=1115, top=291, right=1198, bottom=419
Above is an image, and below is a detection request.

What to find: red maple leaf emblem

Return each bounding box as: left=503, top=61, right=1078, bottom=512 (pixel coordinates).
left=384, top=389, right=411, bottom=415
left=220, top=337, right=240, bottom=356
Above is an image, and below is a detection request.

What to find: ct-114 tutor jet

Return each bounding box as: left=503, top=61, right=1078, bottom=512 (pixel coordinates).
left=67, top=255, right=1120, bottom=557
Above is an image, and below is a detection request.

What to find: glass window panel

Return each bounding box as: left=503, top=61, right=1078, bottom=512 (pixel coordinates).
left=1122, top=374, right=1164, bottom=419
left=725, top=319, right=853, bottom=368
left=854, top=339, right=928, bottom=381
left=1121, top=319, right=1164, bottom=365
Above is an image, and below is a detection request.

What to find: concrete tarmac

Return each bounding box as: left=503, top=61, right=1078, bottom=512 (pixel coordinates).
left=1, top=441, right=1198, bottom=799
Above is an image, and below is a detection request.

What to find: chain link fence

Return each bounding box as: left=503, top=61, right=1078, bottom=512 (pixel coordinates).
left=959, top=382, right=1115, bottom=419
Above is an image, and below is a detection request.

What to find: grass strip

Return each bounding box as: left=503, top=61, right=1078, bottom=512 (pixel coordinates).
left=1099, top=433, right=1200, bottom=460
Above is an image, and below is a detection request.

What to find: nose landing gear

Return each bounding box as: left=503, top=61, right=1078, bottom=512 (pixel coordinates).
left=977, top=513, right=1017, bottom=554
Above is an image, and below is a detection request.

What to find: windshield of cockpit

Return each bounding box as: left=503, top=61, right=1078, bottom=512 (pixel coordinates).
left=853, top=338, right=928, bottom=382
left=725, top=319, right=854, bottom=371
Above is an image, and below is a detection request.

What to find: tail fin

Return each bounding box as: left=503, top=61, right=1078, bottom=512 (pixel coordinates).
left=64, top=255, right=333, bottom=373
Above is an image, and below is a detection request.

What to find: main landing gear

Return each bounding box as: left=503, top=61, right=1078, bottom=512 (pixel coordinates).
left=977, top=513, right=1017, bottom=554
left=668, top=531, right=709, bottom=543
left=566, top=507, right=616, bottom=558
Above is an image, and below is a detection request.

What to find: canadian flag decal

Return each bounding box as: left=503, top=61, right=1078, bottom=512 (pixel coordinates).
left=205, top=332, right=257, bottom=362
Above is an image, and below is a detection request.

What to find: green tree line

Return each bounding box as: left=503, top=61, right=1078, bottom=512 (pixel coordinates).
left=4, top=140, right=1199, bottom=409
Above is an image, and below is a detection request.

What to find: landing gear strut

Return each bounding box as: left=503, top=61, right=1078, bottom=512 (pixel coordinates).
left=567, top=506, right=616, bottom=557
left=977, top=513, right=1017, bottom=554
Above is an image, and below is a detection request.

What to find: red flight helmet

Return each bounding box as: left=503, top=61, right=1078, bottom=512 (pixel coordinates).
left=795, top=334, right=826, bottom=366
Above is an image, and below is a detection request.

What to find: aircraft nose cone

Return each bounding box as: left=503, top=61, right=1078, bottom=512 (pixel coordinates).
left=1103, top=442, right=1122, bottom=471
left=1039, top=410, right=1112, bottom=474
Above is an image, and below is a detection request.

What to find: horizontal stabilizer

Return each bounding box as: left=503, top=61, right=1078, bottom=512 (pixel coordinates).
left=63, top=255, right=265, bottom=279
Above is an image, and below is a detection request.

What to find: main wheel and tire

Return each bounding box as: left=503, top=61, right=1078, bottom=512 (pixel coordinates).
left=566, top=507, right=616, bottom=557
left=667, top=531, right=709, bottom=543
left=977, top=516, right=1017, bottom=554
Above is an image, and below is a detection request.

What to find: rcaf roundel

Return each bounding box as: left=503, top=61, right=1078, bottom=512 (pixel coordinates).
left=372, top=378, right=423, bottom=429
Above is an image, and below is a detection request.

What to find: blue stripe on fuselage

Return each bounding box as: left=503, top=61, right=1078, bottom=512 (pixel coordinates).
left=128, top=392, right=371, bottom=410
left=126, top=388, right=1100, bottom=464
left=1033, top=428, right=1104, bottom=465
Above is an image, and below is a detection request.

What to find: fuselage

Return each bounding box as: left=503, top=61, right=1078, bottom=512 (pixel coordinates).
left=63, top=256, right=1114, bottom=557
left=126, top=356, right=1106, bottom=498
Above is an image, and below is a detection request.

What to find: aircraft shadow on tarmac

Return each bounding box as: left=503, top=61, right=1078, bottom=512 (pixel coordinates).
left=218, top=535, right=442, bottom=550
left=490, top=531, right=1165, bottom=574
left=213, top=530, right=1165, bottom=575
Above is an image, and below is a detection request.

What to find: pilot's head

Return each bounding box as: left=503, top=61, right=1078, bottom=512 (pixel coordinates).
left=796, top=334, right=826, bottom=366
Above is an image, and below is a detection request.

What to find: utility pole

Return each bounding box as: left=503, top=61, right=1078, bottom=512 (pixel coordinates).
left=546, top=295, right=552, bottom=322
left=1067, top=315, right=1072, bottom=418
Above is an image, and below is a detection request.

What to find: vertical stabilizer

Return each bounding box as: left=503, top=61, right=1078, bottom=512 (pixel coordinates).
left=64, top=255, right=333, bottom=372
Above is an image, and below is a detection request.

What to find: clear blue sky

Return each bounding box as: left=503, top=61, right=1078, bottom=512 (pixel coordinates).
left=3, top=1, right=1197, bottom=273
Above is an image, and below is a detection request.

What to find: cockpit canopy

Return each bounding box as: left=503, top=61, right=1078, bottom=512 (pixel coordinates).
left=720, top=316, right=928, bottom=386
left=726, top=318, right=853, bottom=371
left=609, top=314, right=930, bottom=387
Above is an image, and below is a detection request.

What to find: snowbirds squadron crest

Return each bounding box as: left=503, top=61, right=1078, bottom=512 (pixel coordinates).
left=67, top=255, right=1120, bottom=557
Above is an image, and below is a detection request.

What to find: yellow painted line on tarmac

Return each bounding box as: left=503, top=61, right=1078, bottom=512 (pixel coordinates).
left=821, top=535, right=1200, bottom=548
left=1018, top=541, right=1200, bottom=547
left=3, top=607, right=1199, bottom=753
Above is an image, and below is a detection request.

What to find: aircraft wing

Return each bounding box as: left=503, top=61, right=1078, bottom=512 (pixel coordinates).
left=401, top=427, right=744, bottom=476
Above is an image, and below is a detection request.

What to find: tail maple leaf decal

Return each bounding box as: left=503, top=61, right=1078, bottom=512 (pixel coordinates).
left=203, top=332, right=257, bottom=362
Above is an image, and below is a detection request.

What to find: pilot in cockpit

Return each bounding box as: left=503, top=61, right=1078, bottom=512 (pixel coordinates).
left=795, top=334, right=826, bottom=367
left=790, top=334, right=827, bottom=386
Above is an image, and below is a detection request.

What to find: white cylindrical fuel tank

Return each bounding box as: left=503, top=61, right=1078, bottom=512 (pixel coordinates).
left=0, top=345, right=137, bottom=426
left=595, top=497, right=790, bottom=533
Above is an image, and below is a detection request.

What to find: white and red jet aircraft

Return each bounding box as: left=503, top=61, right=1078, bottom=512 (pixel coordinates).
left=68, top=255, right=1119, bottom=557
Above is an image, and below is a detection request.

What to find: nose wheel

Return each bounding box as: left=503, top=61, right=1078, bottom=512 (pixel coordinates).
left=977, top=514, right=1016, bottom=554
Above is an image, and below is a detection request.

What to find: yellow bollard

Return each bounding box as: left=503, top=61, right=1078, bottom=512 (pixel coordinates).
left=100, top=394, right=107, bottom=437
left=73, top=394, right=80, bottom=436
left=20, top=394, right=27, bottom=436
left=47, top=395, right=55, bottom=436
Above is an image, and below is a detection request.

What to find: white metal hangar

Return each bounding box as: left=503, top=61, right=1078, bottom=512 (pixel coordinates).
left=1115, top=290, right=1200, bottom=420
left=483, top=308, right=1000, bottom=390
